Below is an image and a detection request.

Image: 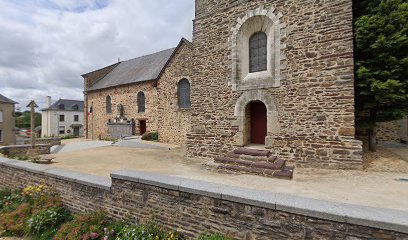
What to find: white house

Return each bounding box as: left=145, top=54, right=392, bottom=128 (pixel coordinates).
left=41, top=97, right=84, bottom=137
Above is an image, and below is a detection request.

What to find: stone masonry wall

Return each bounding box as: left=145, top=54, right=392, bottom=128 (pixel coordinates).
left=157, top=42, right=193, bottom=146
left=84, top=41, right=192, bottom=145
left=187, top=0, right=362, bottom=169
left=86, top=82, right=158, bottom=139
left=83, top=63, right=120, bottom=138
left=27, top=138, right=61, bottom=147
left=377, top=118, right=408, bottom=143
left=0, top=144, right=50, bottom=157
left=0, top=159, right=406, bottom=239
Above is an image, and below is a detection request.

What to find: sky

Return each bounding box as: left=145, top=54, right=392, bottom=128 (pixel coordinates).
left=0, top=0, right=194, bottom=110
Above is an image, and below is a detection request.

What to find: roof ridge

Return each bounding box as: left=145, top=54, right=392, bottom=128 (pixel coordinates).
left=121, top=47, right=176, bottom=63
left=85, top=37, right=191, bottom=92
left=0, top=93, right=18, bottom=104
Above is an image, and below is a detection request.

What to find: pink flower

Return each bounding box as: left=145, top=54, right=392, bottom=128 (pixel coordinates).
left=89, top=232, right=100, bottom=239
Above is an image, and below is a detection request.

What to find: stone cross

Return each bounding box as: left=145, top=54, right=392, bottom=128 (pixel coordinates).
left=26, top=100, right=38, bottom=149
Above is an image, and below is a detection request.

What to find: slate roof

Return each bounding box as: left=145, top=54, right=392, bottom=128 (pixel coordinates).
left=87, top=47, right=176, bottom=91
left=42, top=99, right=84, bottom=112
left=0, top=93, right=18, bottom=104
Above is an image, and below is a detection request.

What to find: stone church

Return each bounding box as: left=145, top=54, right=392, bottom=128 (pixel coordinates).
left=83, top=0, right=362, bottom=172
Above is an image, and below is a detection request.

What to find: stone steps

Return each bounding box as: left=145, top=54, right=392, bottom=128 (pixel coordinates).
left=226, top=153, right=277, bottom=162
left=233, top=147, right=270, bottom=157
left=217, top=164, right=294, bottom=179
left=214, top=157, right=285, bottom=170
left=214, top=147, right=295, bottom=180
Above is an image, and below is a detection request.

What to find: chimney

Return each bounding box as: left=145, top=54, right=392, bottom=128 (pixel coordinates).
left=46, top=96, right=51, bottom=108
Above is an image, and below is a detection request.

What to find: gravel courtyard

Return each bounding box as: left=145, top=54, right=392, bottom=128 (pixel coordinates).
left=44, top=138, right=408, bottom=212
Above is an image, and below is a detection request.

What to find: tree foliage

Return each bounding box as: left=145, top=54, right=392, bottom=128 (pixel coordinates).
left=15, top=111, right=41, bottom=129
left=354, top=0, right=408, bottom=150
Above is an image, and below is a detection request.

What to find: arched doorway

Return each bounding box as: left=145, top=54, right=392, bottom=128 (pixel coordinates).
left=234, top=89, right=279, bottom=148
left=246, top=101, right=267, bottom=144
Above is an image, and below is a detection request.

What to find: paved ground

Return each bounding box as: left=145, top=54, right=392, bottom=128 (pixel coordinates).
left=51, top=139, right=112, bottom=154
left=51, top=138, right=176, bottom=154
left=48, top=139, right=408, bottom=212
left=379, top=142, right=408, bottom=162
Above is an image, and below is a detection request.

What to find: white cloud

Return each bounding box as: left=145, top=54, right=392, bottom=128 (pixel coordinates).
left=0, top=0, right=194, bottom=109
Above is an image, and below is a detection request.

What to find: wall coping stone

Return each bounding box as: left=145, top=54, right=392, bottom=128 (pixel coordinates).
left=0, top=157, right=111, bottom=190
left=43, top=168, right=111, bottom=191
left=0, top=158, right=406, bottom=234
left=111, top=170, right=408, bottom=234
left=0, top=144, right=50, bottom=149
left=1, top=159, right=55, bottom=174
left=0, top=157, right=15, bottom=165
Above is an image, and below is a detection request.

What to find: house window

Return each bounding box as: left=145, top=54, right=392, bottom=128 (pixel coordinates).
left=59, top=126, right=65, bottom=135
left=249, top=31, right=267, bottom=73
left=72, top=104, right=79, bottom=110
left=178, top=79, right=191, bottom=108
left=0, top=129, right=2, bottom=142
left=58, top=103, right=65, bottom=110
left=0, top=111, right=3, bottom=122
left=137, top=92, right=145, bottom=113
left=74, top=115, right=79, bottom=122
left=59, top=115, right=65, bottom=122
left=106, top=96, right=112, bottom=113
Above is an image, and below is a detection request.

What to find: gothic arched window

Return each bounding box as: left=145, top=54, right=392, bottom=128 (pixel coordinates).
left=249, top=31, right=267, bottom=73
left=106, top=96, right=112, bottom=113
left=137, top=92, right=145, bottom=113
left=178, top=79, right=191, bottom=108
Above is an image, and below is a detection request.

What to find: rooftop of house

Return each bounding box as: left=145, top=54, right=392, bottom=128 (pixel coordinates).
left=86, top=47, right=175, bottom=91
left=83, top=38, right=191, bottom=92
left=42, top=99, right=84, bottom=112
left=0, top=93, right=18, bottom=104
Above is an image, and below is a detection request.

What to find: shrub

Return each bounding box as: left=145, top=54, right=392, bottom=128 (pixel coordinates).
left=0, top=188, right=24, bottom=216
left=27, top=207, right=71, bottom=234
left=199, top=233, right=232, bottom=240
left=141, top=132, right=159, bottom=141
left=0, top=202, right=32, bottom=236
left=53, top=211, right=108, bottom=240
left=114, top=224, right=183, bottom=240
left=61, top=135, right=79, bottom=140
left=0, top=186, right=63, bottom=237
left=101, top=136, right=118, bottom=142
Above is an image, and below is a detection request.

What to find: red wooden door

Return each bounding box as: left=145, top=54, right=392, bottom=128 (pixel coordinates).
left=139, top=120, right=146, bottom=135
left=250, top=101, right=267, bottom=144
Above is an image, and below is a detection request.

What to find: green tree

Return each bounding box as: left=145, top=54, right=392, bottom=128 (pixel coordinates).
left=354, top=0, right=408, bottom=151
left=15, top=111, right=41, bottom=129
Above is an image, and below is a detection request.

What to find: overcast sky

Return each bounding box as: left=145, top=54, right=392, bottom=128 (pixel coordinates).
left=0, top=0, right=194, bottom=110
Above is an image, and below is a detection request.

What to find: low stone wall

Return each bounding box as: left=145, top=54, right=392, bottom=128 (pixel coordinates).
left=107, top=123, right=132, bottom=138
left=0, top=157, right=407, bottom=239
left=0, top=144, right=50, bottom=157
left=29, top=138, right=61, bottom=147
left=377, top=119, right=407, bottom=143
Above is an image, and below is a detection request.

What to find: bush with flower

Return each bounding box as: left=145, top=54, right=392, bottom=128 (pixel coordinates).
left=0, top=187, right=230, bottom=240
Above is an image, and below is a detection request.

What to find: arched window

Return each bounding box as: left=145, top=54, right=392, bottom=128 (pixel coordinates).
left=106, top=96, right=112, bottom=113
left=178, top=79, right=191, bottom=108
left=249, top=31, right=267, bottom=73
left=137, top=92, right=145, bottom=113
